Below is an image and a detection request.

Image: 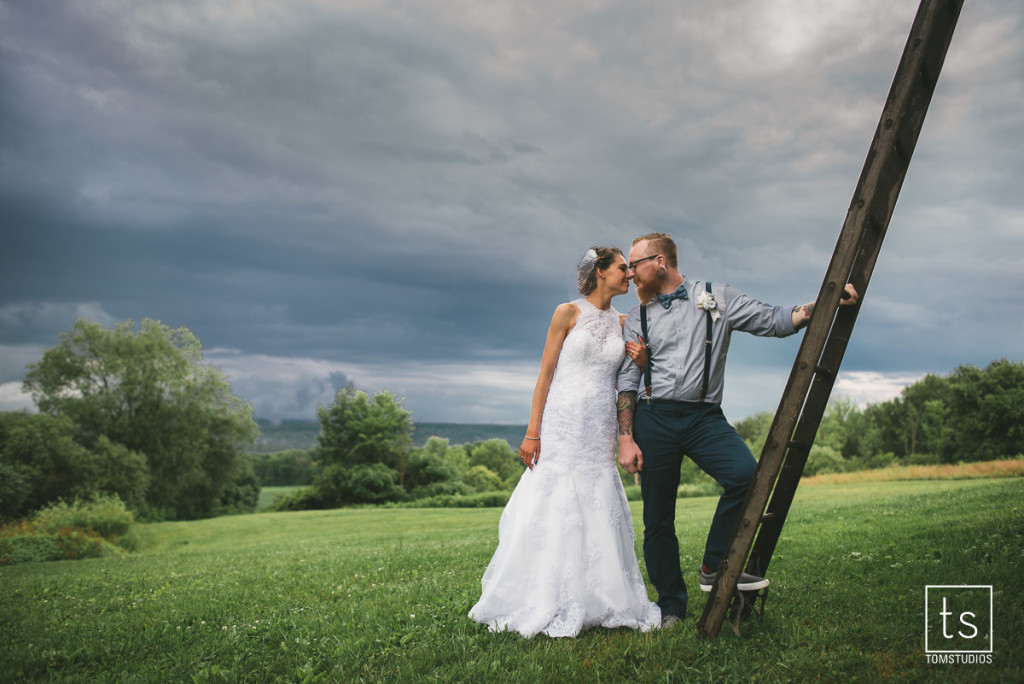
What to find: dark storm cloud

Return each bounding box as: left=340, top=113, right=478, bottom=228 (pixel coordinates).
left=1, top=0, right=1022, bottom=421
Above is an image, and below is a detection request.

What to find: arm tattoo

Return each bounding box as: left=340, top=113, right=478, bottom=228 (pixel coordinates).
left=794, top=302, right=816, bottom=330
left=617, top=391, right=637, bottom=436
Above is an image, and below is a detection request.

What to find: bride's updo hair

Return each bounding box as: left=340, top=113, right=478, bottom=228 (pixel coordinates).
left=577, top=246, right=624, bottom=296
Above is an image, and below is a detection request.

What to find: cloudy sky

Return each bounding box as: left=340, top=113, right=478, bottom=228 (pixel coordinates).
left=2, top=0, right=1022, bottom=425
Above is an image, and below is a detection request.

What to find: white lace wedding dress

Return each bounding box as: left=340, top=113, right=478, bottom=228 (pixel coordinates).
left=468, top=298, right=661, bottom=638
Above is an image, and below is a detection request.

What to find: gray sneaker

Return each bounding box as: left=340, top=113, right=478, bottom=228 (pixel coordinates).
left=699, top=568, right=770, bottom=593
left=659, top=614, right=683, bottom=630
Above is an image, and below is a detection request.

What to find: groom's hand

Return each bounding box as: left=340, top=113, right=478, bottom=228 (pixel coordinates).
left=618, top=438, right=644, bottom=474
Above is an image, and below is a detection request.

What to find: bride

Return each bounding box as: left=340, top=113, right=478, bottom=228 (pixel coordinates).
left=468, top=246, right=661, bottom=638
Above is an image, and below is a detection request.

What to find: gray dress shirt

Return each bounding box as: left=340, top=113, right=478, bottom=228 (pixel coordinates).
left=616, top=279, right=797, bottom=404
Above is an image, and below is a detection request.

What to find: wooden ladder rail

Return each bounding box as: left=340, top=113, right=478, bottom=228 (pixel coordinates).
left=697, top=0, right=965, bottom=640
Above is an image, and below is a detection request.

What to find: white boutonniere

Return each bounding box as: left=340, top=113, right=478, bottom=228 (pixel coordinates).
left=696, top=291, right=721, bottom=322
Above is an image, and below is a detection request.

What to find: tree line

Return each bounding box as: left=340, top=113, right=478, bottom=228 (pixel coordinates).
left=269, top=387, right=524, bottom=510
left=0, top=317, right=527, bottom=521
left=736, top=359, right=1024, bottom=476
left=2, top=317, right=1020, bottom=522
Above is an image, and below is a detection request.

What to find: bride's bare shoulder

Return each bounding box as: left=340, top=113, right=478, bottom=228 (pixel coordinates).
left=551, top=301, right=581, bottom=331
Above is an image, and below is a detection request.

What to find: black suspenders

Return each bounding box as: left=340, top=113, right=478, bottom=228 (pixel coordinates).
left=700, top=280, right=713, bottom=401
left=639, top=281, right=715, bottom=404
left=640, top=304, right=653, bottom=403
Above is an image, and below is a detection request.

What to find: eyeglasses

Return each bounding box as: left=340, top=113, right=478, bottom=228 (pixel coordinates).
left=628, top=254, right=660, bottom=270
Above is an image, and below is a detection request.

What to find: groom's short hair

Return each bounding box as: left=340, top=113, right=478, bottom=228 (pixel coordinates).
left=632, top=232, right=678, bottom=269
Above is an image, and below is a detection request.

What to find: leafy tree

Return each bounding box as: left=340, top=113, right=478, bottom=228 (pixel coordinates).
left=314, top=464, right=407, bottom=506
left=735, top=410, right=774, bottom=456
left=0, top=412, right=150, bottom=521
left=463, top=465, right=504, bottom=493
left=899, top=373, right=950, bottom=456
left=811, top=398, right=877, bottom=460
left=275, top=388, right=415, bottom=510
left=215, top=457, right=261, bottom=514
left=86, top=436, right=152, bottom=511
left=466, top=439, right=520, bottom=481
left=316, top=388, right=413, bottom=474
left=942, top=359, right=1024, bottom=461
left=0, top=460, right=29, bottom=521
left=23, top=318, right=258, bottom=520
left=247, top=450, right=320, bottom=486
left=405, top=438, right=459, bottom=493
left=861, top=398, right=906, bottom=457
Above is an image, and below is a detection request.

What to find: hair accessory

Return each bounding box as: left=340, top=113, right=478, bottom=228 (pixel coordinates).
left=576, top=249, right=599, bottom=294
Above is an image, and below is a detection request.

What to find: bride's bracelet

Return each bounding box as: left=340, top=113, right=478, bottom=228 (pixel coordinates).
left=524, top=436, right=540, bottom=441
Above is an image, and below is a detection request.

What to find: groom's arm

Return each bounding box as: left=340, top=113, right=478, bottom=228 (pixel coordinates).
left=617, top=390, right=643, bottom=474
left=617, top=390, right=637, bottom=438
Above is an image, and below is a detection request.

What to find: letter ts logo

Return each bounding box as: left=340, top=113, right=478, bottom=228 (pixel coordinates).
left=925, top=586, right=993, bottom=654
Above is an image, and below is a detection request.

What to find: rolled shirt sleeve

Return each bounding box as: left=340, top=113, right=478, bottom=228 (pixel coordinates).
left=617, top=306, right=644, bottom=394
left=723, top=283, right=797, bottom=338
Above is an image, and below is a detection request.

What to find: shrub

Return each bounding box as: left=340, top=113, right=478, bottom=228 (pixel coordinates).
left=408, top=480, right=473, bottom=500
left=272, top=464, right=407, bottom=510
left=803, top=445, right=845, bottom=478
left=268, top=487, right=325, bottom=512
left=0, top=495, right=137, bottom=565
left=846, top=451, right=898, bottom=472
left=397, top=491, right=511, bottom=508
left=904, top=452, right=941, bottom=466
left=404, top=448, right=460, bottom=493
left=216, top=461, right=261, bottom=515
left=678, top=481, right=723, bottom=498
left=316, top=464, right=406, bottom=505
left=0, top=524, right=63, bottom=564
left=466, top=440, right=521, bottom=481
left=33, top=495, right=135, bottom=539
left=623, top=485, right=642, bottom=502
left=463, top=465, right=503, bottom=493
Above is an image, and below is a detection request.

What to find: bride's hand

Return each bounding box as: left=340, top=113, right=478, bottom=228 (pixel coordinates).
left=519, top=437, right=540, bottom=470
left=625, top=336, right=648, bottom=368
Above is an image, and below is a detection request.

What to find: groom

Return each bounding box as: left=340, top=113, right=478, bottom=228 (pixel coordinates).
left=615, top=232, right=857, bottom=627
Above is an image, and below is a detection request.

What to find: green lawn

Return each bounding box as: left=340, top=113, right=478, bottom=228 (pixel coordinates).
left=2, top=479, right=1021, bottom=682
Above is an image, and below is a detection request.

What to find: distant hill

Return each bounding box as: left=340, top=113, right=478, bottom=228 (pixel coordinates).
left=253, top=419, right=527, bottom=453
left=412, top=423, right=529, bottom=448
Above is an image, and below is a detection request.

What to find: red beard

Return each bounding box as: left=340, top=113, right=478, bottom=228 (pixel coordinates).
left=634, top=268, right=667, bottom=304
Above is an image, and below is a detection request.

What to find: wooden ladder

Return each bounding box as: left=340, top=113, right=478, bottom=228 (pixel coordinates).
left=697, top=0, right=965, bottom=640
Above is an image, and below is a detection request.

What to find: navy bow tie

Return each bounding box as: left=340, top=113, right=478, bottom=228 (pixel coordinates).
left=656, top=283, right=689, bottom=309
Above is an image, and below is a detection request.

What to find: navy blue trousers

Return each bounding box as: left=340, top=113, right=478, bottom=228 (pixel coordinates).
left=636, top=400, right=757, bottom=619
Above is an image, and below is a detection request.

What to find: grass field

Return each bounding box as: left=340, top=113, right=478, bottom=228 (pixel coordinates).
left=2, top=478, right=1022, bottom=682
